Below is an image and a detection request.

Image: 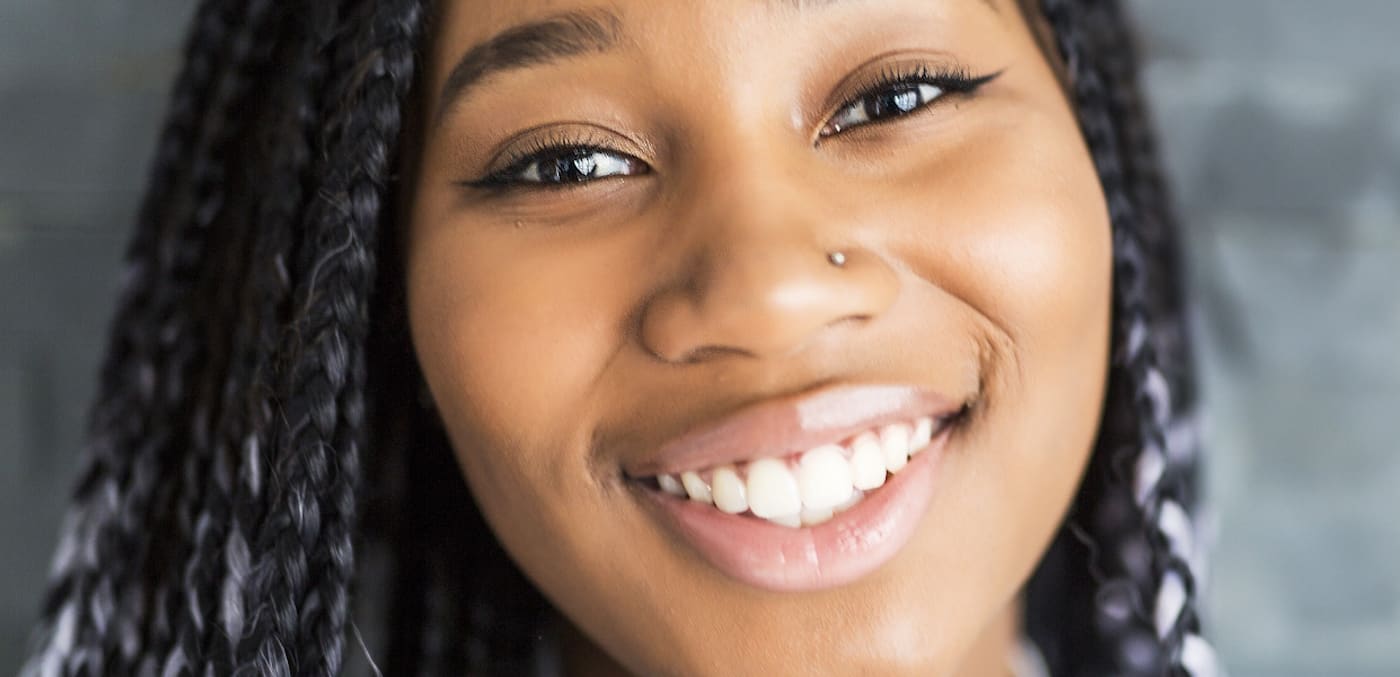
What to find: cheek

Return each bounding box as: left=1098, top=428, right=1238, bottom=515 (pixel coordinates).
left=972, top=112, right=1114, bottom=440
left=899, top=97, right=1114, bottom=415
left=902, top=109, right=1113, bottom=346
left=410, top=246, right=595, bottom=413
left=403, top=217, right=625, bottom=544
left=965, top=120, right=1112, bottom=555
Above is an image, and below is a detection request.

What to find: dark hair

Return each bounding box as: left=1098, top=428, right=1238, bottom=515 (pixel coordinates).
left=19, top=1, right=1217, bottom=675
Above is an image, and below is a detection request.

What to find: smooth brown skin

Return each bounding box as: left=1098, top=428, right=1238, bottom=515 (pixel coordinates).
left=403, top=0, right=1110, bottom=674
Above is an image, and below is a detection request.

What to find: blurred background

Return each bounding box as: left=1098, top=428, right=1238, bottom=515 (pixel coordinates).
left=1, top=2, right=1396, bottom=675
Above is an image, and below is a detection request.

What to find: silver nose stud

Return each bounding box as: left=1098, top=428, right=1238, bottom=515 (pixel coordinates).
left=827, top=251, right=847, bottom=267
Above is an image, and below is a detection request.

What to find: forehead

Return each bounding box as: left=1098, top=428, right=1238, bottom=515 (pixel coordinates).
left=423, top=0, right=1015, bottom=117
left=430, top=0, right=1005, bottom=46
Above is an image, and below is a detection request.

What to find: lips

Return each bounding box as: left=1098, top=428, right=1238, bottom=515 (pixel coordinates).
left=625, top=383, right=961, bottom=477
left=623, top=383, right=966, bottom=592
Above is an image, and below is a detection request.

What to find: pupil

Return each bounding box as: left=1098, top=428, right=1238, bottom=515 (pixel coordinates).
left=868, top=85, right=922, bottom=119
left=545, top=150, right=597, bottom=183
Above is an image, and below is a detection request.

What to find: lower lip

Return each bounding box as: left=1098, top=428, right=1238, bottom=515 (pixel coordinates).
left=638, top=427, right=951, bottom=593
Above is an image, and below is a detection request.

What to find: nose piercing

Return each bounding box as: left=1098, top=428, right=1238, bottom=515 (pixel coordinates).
left=827, top=251, right=847, bottom=267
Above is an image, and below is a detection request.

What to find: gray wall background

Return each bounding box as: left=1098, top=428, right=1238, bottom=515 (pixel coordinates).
left=1, top=3, right=1396, bottom=675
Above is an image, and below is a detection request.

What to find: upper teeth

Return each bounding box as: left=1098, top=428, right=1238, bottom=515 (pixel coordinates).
left=653, top=415, right=938, bottom=528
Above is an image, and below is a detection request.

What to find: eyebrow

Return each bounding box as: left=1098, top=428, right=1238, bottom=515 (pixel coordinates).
left=434, top=9, right=622, bottom=126
left=434, top=0, right=1001, bottom=126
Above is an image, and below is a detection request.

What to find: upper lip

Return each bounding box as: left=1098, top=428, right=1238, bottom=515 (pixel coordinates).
left=623, top=383, right=963, bottom=478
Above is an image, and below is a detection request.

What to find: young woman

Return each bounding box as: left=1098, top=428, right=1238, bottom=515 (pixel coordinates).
left=20, top=0, right=1221, bottom=675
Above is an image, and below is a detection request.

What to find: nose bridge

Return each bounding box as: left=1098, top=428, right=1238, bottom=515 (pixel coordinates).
left=638, top=138, right=900, bottom=363
left=697, top=138, right=823, bottom=262
left=687, top=116, right=859, bottom=264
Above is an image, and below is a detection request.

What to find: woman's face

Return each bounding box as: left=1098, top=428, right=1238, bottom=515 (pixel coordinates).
left=404, top=0, right=1110, bottom=674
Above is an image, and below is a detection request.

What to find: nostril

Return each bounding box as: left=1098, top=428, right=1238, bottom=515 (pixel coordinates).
left=678, top=345, right=745, bottom=364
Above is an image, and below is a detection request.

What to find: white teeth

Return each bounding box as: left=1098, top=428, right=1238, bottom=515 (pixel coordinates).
left=800, top=505, right=834, bottom=527
left=651, top=414, right=937, bottom=527
left=711, top=465, right=748, bottom=514
left=796, top=444, right=854, bottom=512
left=909, top=416, right=934, bottom=455
left=880, top=422, right=912, bottom=473
left=833, top=489, right=865, bottom=513
left=680, top=471, right=712, bottom=503
left=849, top=431, right=887, bottom=490
left=766, top=513, right=802, bottom=528
left=745, top=458, right=802, bottom=519
left=657, top=473, right=686, bottom=496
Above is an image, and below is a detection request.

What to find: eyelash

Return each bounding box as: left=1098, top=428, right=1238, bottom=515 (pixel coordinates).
left=465, top=130, right=646, bottom=191
left=464, top=63, right=999, bottom=192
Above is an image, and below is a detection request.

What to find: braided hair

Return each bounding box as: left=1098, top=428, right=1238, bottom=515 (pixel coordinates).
left=19, top=1, right=1220, bottom=675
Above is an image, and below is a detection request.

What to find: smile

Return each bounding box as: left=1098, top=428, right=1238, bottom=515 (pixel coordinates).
left=644, top=414, right=944, bottom=527
left=626, top=384, right=966, bottom=592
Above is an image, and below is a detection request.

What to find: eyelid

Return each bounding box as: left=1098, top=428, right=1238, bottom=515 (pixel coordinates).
left=485, top=121, right=650, bottom=168
left=494, top=128, right=611, bottom=174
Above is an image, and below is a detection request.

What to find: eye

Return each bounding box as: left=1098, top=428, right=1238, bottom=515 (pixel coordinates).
left=469, top=145, right=649, bottom=190
left=820, top=66, right=1000, bottom=138
left=824, top=82, right=944, bottom=136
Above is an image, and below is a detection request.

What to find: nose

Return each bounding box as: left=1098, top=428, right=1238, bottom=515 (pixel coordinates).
left=639, top=169, right=900, bottom=363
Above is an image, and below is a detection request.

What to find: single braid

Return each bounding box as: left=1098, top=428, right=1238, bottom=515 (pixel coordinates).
left=231, top=1, right=425, bottom=674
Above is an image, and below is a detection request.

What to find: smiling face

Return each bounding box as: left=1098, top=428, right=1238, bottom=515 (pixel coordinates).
left=402, top=0, right=1111, bottom=674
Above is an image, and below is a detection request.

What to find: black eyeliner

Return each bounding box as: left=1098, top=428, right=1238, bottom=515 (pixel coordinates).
left=847, top=63, right=1003, bottom=108
left=461, top=143, right=617, bottom=191
left=461, top=125, right=634, bottom=191
left=815, top=62, right=1005, bottom=140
